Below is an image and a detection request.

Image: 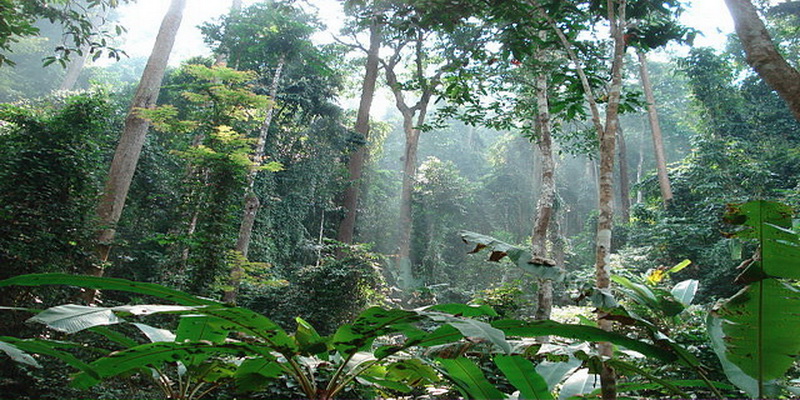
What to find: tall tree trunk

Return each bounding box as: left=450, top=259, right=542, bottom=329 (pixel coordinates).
left=382, top=33, right=441, bottom=291
left=724, top=0, right=800, bottom=122
left=337, top=21, right=382, bottom=246
left=532, top=72, right=556, bottom=322
left=637, top=50, right=673, bottom=206
left=223, top=55, right=286, bottom=304
left=92, top=0, right=186, bottom=277
left=616, top=118, right=631, bottom=223
left=595, top=2, right=626, bottom=399
left=636, top=118, right=645, bottom=204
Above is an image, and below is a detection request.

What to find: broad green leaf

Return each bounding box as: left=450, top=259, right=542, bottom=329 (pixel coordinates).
left=89, top=326, right=138, bottom=348
left=132, top=323, right=176, bottom=343
left=188, top=306, right=296, bottom=354
left=611, top=276, right=657, bottom=307
left=28, top=305, right=121, bottom=334
left=176, top=315, right=229, bottom=344
left=438, top=357, right=506, bottom=400
left=607, top=358, right=688, bottom=397
left=493, top=319, right=676, bottom=362
left=357, top=375, right=413, bottom=392
left=0, top=336, right=96, bottom=378
left=295, top=317, right=328, bottom=355
left=460, top=231, right=564, bottom=281
left=447, top=318, right=511, bottom=354
left=708, top=283, right=793, bottom=398
left=411, top=324, right=464, bottom=347
left=234, top=357, right=283, bottom=392
left=0, top=274, right=219, bottom=306
left=558, top=368, right=599, bottom=400
left=671, top=280, right=698, bottom=306
left=333, top=307, right=421, bottom=355
left=0, top=339, right=40, bottom=367
left=495, top=355, right=553, bottom=399
left=535, top=358, right=582, bottom=391
left=71, top=341, right=267, bottom=389
left=424, top=303, right=498, bottom=317
left=590, top=288, right=618, bottom=309
left=386, top=358, right=439, bottom=386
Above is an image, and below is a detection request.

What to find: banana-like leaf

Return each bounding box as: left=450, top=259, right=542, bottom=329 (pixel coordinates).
left=710, top=201, right=800, bottom=398
left=0, top=274, right=219, bottom=306
left=386, top=358, right=439, bottom=386
left=295, top=317, right=328, bottom=355
left=28, top=305, right=121, bottom=334
left=423, top=303, right=498, bottom=317
left=28, top=304, right=200, bottom=334
left=132, top=323, right=176, bottom=343
left=70, top=341, right=268, bottom=389
left=0, top=336, right=96, bottom=378
left=460, top=231, right=564, bottom=281
left=234, top=356, right=283, bottom=392
left=492, top=319, right=677, bottom=362
left=438, top=357, right=506, bottom=400
left=557, top=368, right=599, bottom=400
left=495, top=355, right=553, bottom=400
left=535, top=358, right=582, bottom=391
left=671, top=279, right=698, bottom=307
left=333, top=307, right=422, bottom=356
left=176, top=315, right=229, bottom=344
left=0, top=339, right=41, bottom=367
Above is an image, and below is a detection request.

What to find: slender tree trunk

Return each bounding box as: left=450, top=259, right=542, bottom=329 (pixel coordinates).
left=532, top=72, right=556, bottom=322
left=224, top=55, right=285, bottom=304
left=396, top=109, right=425, bottom=289
left=595, top=2, right=627, bottom=399
left=617, top=118, right=631, bottom=223
left=724, top=0, right=800, bottom=122
left=637, top=50, right=673, bottom=206
left=92, top=0, right=186, bottom=277
left=636, top=118, right=645, bottom=204
left=58, top=9, right=109, bottom=91
left=337, top=21, right=382, bottom=246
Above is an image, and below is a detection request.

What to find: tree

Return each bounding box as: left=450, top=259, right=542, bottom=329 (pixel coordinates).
left=0, top=0, right=127, bottom=67
left=724, top=0, right=800, bottom=122
left=337, top=9, right=382, bottom=247
left=91, top=0, right=186, bottom=288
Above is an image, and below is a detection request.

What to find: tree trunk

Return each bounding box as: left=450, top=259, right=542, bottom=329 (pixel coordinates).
left=532, top=72, right=556, bottom=322
left=92, top=0, right=186, bottom=276
left=223, top=55, right=285, bottom=304
left=616, top=118, right=631, bottom=223
left=595, top=2, right=626, bottom=399
left=637, top=50, right=673, bottom=206
left=59, top=49, right=89, bottom=91
left=396, top=109, right=425, bottom=290
left=724, top=0, right=800, bottom=122
left=337, top=21, right=382, bottom=246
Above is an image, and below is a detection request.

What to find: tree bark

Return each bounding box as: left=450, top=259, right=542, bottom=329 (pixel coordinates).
left=92, top=0, right=186, bottom=276
left=532, top=72, right=556, bottom=322
left=724, top=0, right=800, bottom=122
left=223, top=55, right=285, bottom=304
left=213, top=0, right=243, bottom=67
left=637, top=50, right=673, bottom=206
left=595, top=2, right=626, bottom=399
left=337, top=21, right=382, bottom=246
left=383, top=33, right=440, bottom=291
left=616, top=118, right=631, bottom=223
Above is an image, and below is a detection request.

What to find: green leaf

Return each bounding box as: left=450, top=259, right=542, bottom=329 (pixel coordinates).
left=558, top=368, right=599, bottom=400
left=495, top=355, right=553, bottom=399
left=667, top=259, right=692, bottom=274
left=447, top=318, right=511, bottom=354
left=708, top=281, right=796, bottom=398
left=424, top=303, right=498, bottom=317
left=234, top=356, right=282, bottom=392
left=333, top=307, right=421, bottom=355
left=493, top=319, right=676, bottom=362
left=295, top=317, right=328, bottom=355
left=132, top=323, right=175, bottom=343
left=28, top=304, right=121, bottom=334
left=460, top=231, right=564, bottom=281
left=535, top=358, right=582, bottom=391
left=438, top=357, right=506, bottom=400
left=176, top=315, right=229, bottom=344
left=386, top=358, right=439, bottom=386
left=0, top=339, right=41, bottom=367
left=71, top=341, right=268, bottom=389
left=670, top=280, right=698, bottom=306
left=0, top=336, right=97, bottom=379
left=0, top=274, right=219, bottom=306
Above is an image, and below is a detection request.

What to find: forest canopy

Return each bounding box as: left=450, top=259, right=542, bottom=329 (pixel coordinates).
left=1, top=0, right=800, bottom=399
